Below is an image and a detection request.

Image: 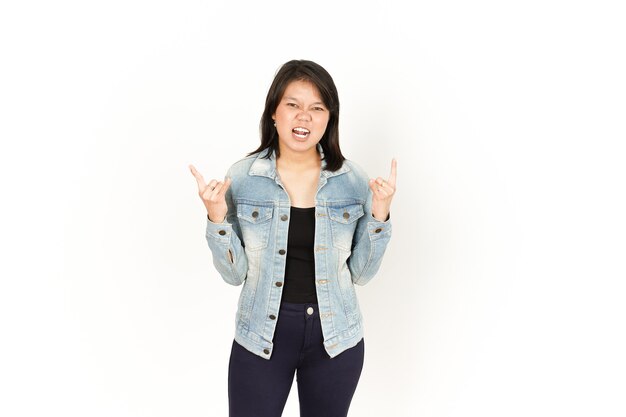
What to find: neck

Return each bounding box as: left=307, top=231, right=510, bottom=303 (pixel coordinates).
left=276, top=145, right=321, bottom=172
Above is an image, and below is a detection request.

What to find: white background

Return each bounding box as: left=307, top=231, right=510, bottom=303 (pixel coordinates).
left=1, top=1, right=625, bottom=416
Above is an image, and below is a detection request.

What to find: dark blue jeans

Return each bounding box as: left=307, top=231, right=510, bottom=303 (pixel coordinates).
left=228, top=301, right=365, bottom=417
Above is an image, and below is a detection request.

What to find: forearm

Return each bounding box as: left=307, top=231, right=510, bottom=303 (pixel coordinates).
left=347, top=213, right=392, bottom=285
left=205, top=217, right=248, bottom=286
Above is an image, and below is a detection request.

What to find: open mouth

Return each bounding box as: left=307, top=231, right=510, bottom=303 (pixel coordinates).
left=292, top=127, right=310, bottom=139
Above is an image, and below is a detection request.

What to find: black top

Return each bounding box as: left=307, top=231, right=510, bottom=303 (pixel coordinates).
left=281, top=206, right=318, bottom=304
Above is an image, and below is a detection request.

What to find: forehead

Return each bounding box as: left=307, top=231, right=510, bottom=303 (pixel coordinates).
left=281, top=79, right=323, bottom=101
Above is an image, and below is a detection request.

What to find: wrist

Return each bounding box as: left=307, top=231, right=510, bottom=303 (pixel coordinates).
left=207, top=214, right=226, bottom=223
left=371, top=212, right=390, bottom=222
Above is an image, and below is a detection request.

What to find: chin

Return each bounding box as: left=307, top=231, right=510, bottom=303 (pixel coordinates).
left=280, top=140, right=319, bottom=155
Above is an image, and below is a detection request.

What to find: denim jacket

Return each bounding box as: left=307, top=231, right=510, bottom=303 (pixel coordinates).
left=205, top=143, right=392, bottom=359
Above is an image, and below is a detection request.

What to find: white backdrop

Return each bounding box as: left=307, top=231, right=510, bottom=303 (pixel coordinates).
left=1, top=1, right=625, bottom=416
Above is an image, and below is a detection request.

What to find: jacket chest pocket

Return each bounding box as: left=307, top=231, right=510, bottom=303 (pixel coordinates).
left=328, top=203, right=364, bottom=252
left=236, top=202, right=274, bottom=251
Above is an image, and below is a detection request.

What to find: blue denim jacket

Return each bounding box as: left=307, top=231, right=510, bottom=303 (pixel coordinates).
left=205, top=144, right=392, bottom=359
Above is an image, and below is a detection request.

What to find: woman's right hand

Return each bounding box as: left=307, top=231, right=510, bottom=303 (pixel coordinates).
left=189, top=164, right=232, bottom=223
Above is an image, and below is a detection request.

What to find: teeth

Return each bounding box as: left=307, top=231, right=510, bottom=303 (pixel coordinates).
left=293, top=127, right=310, bottom=134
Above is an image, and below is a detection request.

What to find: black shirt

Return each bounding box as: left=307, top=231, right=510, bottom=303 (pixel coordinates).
left=281, top=206, right=317, bottom=303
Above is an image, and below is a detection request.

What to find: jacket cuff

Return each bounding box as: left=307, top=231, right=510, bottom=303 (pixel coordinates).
left=366, top=214, right=392, bottom=241
left=370, top=212, right=390, bottom=222
left=205, top=217, right=232, bottom=244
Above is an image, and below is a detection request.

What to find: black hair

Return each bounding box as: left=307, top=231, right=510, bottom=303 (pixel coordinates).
left=246, top=59, right=345, bottom=171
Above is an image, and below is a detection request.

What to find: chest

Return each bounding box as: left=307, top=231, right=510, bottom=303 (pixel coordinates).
left=277, top=169, right=320, bottom=207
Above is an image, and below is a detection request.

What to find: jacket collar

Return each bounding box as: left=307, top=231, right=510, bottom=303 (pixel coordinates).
left=248, top=143, right=351, bottom=179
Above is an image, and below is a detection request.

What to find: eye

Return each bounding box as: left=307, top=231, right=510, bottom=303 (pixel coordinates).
left=286, top=103, right=298, bottom=108
left=313, top=107, right=325, bottom=111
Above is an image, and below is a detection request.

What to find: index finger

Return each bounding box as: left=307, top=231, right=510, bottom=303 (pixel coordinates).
left=188, top=164, right=207, bottom=191
left=387, top=158, right=397, bottom=187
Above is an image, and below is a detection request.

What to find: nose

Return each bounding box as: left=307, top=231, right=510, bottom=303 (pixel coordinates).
left=297, top=109, right=312, bottom=121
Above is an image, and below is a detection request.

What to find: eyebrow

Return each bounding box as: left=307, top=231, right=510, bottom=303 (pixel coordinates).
left=283, top=96, right=325, bottom=106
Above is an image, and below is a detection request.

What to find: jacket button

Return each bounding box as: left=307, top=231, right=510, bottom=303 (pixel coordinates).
left=275, top=281, right=283, bottom=287
left=278, top=249, right=286, bottom=255
left=263, top=348, right=270, bottom=354
left=269, top=314, right=276, bottom=320
left=252, top=210, right=259, bottom=218
left=281, top=214, right=288, bottom=221
left=374, top=228, right=382, bottom=233
left=218, top=230, right=226, bottom=236
left=343, top=212, right=350, bottom=219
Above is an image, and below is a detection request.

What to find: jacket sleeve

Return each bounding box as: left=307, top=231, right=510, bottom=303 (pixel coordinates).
left=347, top=182, right=392, bottom=286
left=204, top=170, right=248, bottom=286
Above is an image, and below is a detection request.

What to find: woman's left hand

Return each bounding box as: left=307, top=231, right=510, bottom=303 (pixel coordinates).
left=369, top=158, right=397, bottom=222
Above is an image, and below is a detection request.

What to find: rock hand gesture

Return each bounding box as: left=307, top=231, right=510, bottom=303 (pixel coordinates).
left=188, top=164, right=232, bottom=224
left=368, top=158, right=397, bottom=222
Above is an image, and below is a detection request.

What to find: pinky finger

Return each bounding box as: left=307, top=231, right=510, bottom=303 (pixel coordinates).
left=369, top=179, right=383, bottom=195
left=217, top=177, right=232, bottom=197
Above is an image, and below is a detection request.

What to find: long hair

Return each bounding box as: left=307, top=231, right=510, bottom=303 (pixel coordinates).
left=247, top=60, right=345, bottom=172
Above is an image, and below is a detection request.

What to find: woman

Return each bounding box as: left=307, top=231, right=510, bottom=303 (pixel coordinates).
left=189, top=60, right=396, bottom=417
